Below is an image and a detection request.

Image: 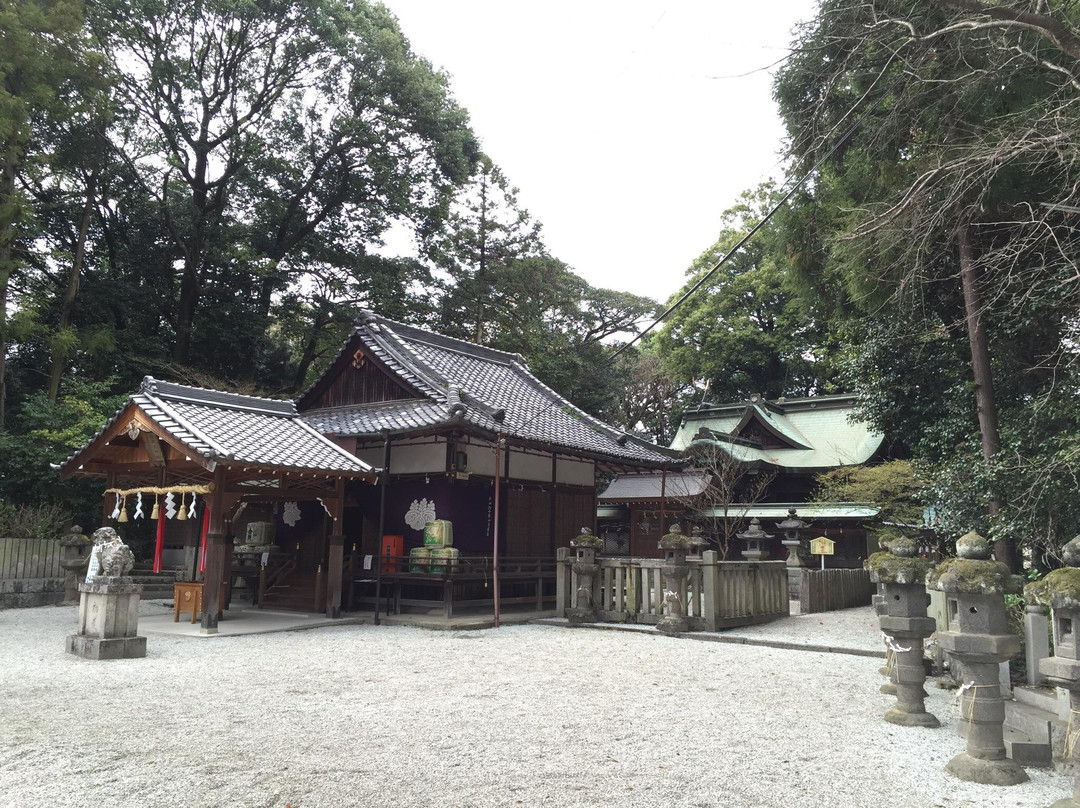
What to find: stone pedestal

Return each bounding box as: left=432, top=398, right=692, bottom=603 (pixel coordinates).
left=566, top=528, right=601, bottom=625
left=867, top=538, right=936, bottom=724
left=1025, top=535, right=1080, bottom=806
left=66, top=577, right=146, bottom=660
left=657, top=525, right=690, bottom=635
left=58, top=527, right=92, bottom=605
left=928, top=532, right=1027, bottom=786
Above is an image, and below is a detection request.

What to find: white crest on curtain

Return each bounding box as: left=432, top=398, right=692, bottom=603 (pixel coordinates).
left=404, top=498, right=436, bottom=531
left=283, top=501, right=302, bottom=527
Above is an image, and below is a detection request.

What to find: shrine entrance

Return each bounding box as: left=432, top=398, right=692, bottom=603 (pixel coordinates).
left=59, top=377, right=377, bottom=632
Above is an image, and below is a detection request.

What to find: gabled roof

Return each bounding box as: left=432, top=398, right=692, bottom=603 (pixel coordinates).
left=60, top=377, right=375, bottom=478
left=299, top=311, right=677, bottom=467
left=670, top=394, right=883, bottom=470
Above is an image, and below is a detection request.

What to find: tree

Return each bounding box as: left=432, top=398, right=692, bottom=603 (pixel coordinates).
left=672, top=440, right=775, bottom=559
left=89, top=0, right=478, bottom=367
left=428, top=155, right=544, bottom=344
left=773, top=0, right=1080, bottom=567
left=0, top=0, right=100, bottom=426
left=656, top=185, right=836, bottom=404
left=815, top=460, right=924, bottom=547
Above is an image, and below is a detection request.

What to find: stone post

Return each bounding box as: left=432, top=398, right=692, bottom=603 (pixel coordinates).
left=927, top=531, right=1027, bottom=786
left=66, top=527, right=146, bottom=660
left=58, top=526, right=92, bottom=605
left=566, top=528, right=602, bottom=625
left=657, top=524, right=690, bottom=635
left=866, top=537, right=938, bottom=727
left=1025, top=535, right=1080, bottom=807
left=1024, top=603, right=1051, bottom=688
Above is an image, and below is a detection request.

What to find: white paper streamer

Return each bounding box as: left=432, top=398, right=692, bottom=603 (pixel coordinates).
left=133, top=492, right=144, bottom=520
left=110, top=494, right=121, bottom=520
left=187, top=493, right=197, bottom=519
left=165, top=492, right=176, bottom=519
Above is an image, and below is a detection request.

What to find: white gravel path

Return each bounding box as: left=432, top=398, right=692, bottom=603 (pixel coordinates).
left=0, top=601, right=1071, bottom=808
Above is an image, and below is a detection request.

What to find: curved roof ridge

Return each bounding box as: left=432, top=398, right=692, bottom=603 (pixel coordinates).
left=356, top=309, right=527, bottom=366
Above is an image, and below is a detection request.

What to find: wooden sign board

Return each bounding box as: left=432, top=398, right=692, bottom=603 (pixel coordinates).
left=810, top=536, right=835, bottom=555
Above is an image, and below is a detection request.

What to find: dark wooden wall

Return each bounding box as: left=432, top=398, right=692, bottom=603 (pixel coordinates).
left=310, top=353, right=416, bottom=410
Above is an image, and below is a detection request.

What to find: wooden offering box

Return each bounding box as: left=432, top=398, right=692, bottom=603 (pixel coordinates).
left=173, top=581, right=226, bottom=623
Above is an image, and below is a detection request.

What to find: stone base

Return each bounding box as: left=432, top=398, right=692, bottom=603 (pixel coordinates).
left=884, top=708, right=940, bottom=728
left=945, top=753, right=1029, bottom=786
left=66, top=634, right=146, bottom=660
left=657, top=616, right=688, bottom=635
left=566, top=607, right=598, bottom=625
left=881, top=683, right=897, bottom=695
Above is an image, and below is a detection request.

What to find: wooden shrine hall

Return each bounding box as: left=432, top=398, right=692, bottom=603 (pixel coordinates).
left=58, top=377, right=377, bottom=633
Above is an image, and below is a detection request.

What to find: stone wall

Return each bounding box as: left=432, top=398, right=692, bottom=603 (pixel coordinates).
left=0, top=577, right=65, bottom=609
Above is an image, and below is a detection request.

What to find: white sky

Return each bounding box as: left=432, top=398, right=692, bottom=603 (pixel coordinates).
left=379, top=0, right=818, bottom=304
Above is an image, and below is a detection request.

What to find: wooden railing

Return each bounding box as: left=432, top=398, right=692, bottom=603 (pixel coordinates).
left=258, top=554, right=297, bottom=604
left=0, top=537, right=62, bottom=580
left=556, top=550, right=788, bottom=631
left=351, top=554, right=557, bottom=618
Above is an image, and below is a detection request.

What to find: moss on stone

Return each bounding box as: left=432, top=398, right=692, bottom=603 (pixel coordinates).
left=926, top=557, right=1022, bottom=595
left=570, top=529, right=602, bottom=549
left=1026, top=567, right=1080, bottom=610
left=864, top=551, right=932, bottom=585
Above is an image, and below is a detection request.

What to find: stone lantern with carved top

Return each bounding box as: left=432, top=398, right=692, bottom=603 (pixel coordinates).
left=737, top=517, right=772, bottom=561
left=566, top=527, right=602, bottom=625
left=1025, top=535, right=1080, bottom=808
left=865, top=536, right=938, bottom=728
left=776, top=508, right=809, bottom=568
left=657, top=524, right=691, bottom=635
left=927, top=531, right=1027, bottom=786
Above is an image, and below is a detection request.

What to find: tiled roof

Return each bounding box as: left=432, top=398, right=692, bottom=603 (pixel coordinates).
left=61, top=377, right=374, bottom=475
left=670, top=394, right=884, bottom=469
left=598, top=471, right=711, bottom=501
left=299, top=311, right=677, bottom=467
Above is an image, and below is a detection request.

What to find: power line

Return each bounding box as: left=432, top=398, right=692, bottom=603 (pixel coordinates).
left=608, top=42, right=934, bottom=365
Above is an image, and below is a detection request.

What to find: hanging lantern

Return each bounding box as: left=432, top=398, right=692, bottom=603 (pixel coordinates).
left=177, top=492, right=187, bottom=521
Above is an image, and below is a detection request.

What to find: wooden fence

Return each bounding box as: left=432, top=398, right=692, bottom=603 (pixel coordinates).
left=556, top=550, right=788, bottom=631
left=797, top=568, right=874, bottom=613
left=0, top=537, right=62, bottom=580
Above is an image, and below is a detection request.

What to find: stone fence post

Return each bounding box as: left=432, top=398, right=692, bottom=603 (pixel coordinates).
left=701, top=550, right=719, bottom=632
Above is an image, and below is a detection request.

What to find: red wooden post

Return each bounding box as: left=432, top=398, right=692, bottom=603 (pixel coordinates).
left=200, top=467, right=227, bottom=634
left=326, top=477, right=346, bottom=618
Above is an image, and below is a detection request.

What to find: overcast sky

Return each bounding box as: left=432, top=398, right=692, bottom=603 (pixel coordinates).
left=379, top=1, right=818, bottom=304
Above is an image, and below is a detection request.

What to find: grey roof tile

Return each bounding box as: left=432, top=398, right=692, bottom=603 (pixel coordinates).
left=299, top=311, right=677, bottom=466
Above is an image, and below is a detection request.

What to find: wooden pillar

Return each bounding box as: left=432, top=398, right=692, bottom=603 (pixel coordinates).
left=102, top=472, right=116, bottom=527
left=326, top=477, right=346, bottom=618
left=201, top=466, right=227, bottom=634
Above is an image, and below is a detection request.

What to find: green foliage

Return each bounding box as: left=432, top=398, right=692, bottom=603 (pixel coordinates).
left=0, top=501, right=69, bottom=539
left=656, top=185, right=837, bottom=403
left=815, top=460, right=923, bottom=543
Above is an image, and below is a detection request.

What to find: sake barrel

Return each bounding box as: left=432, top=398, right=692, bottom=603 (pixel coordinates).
left=409, top=546, right=432, bottom=573
left=429, top=546, right=460, bottom=574
left=423, top=519, right=454, bottom=548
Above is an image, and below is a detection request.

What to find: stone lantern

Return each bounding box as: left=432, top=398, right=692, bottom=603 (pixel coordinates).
left=58, top=525, right=92, bottom=605
left=776, top=508, right=809, bottom=568
left=865, top=536, right=938, bottom=727
left=737, top=517, right=773, bottom=561
left=1025, top=535, right=1080, bottom=807
left=689, top=526, right=708, bottom=557
left=926, top=531, right=1027, bottom=786
left=566, top=527, right=602, bottom=625
left=657, top=524, right=691, bottom=635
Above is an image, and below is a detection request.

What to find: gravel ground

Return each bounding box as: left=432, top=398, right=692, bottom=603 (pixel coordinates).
left=0, top=601, right=1071, bottom=808
left=724, top=605, right=884, bottom=651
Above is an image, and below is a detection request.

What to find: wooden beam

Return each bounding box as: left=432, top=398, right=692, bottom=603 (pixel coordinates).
left=141, top=432, right=166, bottom=467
